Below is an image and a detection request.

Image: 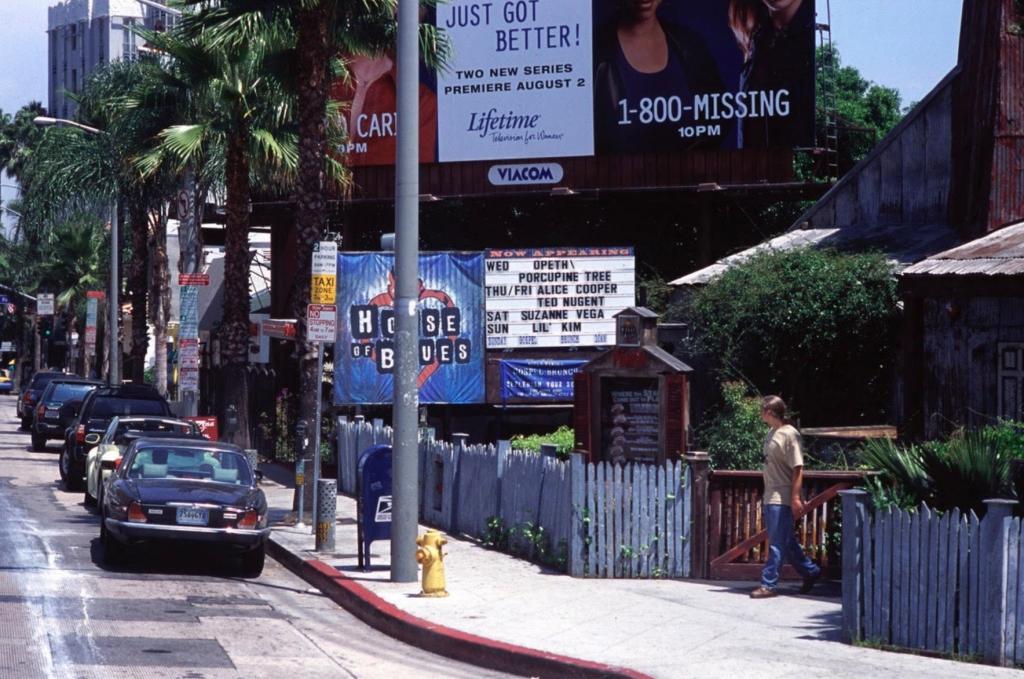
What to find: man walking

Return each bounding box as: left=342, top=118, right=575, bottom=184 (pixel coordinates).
left=750, top=395, right=821, bottom=599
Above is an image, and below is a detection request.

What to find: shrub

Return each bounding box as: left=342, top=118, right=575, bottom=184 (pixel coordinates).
left=698, top=382, right=766, bottom=470
left=510, top=426, right=576, bottom=460
left=860, top=423, right=1021, bottom=514
left=677, top=248, right=899, bottom=425
left=924, top=429, right=1013, bottom=515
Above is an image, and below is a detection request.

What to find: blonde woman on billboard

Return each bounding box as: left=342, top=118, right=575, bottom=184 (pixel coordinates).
left=729, top=0, right=815, bottom=149
left=594, top=0, right=727, bottom=153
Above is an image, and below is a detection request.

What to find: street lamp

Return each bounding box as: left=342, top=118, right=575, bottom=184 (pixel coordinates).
left=33, top=116, right=120, bottom=385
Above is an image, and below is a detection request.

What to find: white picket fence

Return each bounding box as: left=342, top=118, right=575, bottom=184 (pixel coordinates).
left=335, top=416, right=693, bottom=578
left=569, top=457, right=691, bottom=579
left=842, top=492, right=1023, bottom=666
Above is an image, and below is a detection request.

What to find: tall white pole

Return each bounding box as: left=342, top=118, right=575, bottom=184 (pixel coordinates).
left=390, top=0, right=421, bottom=583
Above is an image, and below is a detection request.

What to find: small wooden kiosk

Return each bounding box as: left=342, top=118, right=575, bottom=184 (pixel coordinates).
left=572, top=307, right=693, bottom=465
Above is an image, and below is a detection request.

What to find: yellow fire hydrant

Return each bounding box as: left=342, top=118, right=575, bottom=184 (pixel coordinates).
left=415, top=529, right=449, bottom=597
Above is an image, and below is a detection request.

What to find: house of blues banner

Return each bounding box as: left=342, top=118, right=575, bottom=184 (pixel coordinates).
left=335, top=252, right=486, bottom=404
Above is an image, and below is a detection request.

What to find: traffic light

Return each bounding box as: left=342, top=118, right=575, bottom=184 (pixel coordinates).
left=41, top=317, right=52, bottom=338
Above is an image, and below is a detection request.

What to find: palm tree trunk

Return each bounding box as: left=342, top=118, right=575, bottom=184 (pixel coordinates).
left=149, top=207, right=170, bottom=397
left=128, top=204, right=150, bottom=384
left=221, top=122, right=252, bottom=447
left=177, top=165, right=206, bottom=416
left=291, top=2, right=334, bottom=506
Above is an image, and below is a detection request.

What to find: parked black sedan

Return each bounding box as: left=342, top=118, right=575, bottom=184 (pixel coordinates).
left=31, top=378, right=104, bottom=451
left=100, top=438, right=269, bottom=576
left=18, top=370, right=67, bottom=429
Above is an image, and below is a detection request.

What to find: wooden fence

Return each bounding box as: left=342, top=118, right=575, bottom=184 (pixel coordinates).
left=568, top=457, right=692, bottom=579
left=704, top=470, right=867, bottom=579
left=334, top=417, right=694, bottom=577
left=841, top=492, right=1022, bottom=667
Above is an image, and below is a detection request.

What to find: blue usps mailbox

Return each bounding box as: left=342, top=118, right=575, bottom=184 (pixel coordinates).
left=357, top=445, right=392, bottom=570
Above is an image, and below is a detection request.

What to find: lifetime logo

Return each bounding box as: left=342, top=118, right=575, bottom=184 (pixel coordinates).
left=488, top=162, right=563, bottom=186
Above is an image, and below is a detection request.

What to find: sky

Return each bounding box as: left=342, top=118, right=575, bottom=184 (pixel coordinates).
left=0, top=0, right=965, bottom=131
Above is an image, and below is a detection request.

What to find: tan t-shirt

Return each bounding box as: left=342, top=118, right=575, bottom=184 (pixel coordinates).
left=762, top=424, right=804, bottom=505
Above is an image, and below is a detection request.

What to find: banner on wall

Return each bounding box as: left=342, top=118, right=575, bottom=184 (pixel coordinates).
left=335, top=252, right=486, bottom=404
left=332, top=0, right=814, bottom=166
left=499, top=358, right=587, bottom=401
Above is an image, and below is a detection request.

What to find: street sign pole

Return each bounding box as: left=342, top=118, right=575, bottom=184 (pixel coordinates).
left=37, top=293, right=55, bottom=371
left=308, top=241, right=338, bottom=534
left=311, top=340, right=324, bottom=534
left=391, top=0, right=421, bottom=583
left=32, top=314, right=40, bottom=373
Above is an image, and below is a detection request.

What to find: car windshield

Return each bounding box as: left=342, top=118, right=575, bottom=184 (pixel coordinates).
left=30, top=373, right=62, bottom=390
left=125, top=446, right=252, bottom=485
left=50, top=383, right=96, bottom=402
left=114, top=421, right=194, bottom=444
left=90, top=397, right=167, bottom=418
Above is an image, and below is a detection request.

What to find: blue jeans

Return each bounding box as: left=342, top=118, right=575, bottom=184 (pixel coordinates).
left=761, top=503, right=820, bottom=589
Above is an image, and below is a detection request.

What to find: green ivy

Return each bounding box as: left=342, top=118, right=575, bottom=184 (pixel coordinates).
left=482, top=516, right=567, bottom=571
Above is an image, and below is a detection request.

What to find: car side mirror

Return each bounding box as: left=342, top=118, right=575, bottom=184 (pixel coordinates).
left=84, top=433, right=101, bottom=445
left=254, top=470, right=264, bottom=484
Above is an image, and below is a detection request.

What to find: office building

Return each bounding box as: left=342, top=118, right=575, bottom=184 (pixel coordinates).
left=47, top=0, right=177, bottom=119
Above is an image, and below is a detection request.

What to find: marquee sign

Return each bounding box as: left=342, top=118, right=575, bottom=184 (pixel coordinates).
left=484, top=247, right=634, bottom=348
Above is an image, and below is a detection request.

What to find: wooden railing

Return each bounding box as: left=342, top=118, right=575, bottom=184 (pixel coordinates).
left=705, top=470, right=871, bottom=580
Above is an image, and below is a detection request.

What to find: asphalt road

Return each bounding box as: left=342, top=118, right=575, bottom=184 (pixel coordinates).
left=0, top=394, right=510, bottom=679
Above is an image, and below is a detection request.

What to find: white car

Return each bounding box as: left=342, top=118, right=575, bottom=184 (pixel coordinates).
left=85, top=416, right=205, bottom=508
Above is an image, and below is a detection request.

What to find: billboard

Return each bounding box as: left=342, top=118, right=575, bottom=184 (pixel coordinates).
left=485, top=247, right=635, bottom=348
left=334, top=0, right=814, bottom=166
left=335, top=252, right=486, bottom=404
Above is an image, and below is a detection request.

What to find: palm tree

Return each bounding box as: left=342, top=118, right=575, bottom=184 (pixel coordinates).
left=0, top=102, right=48, bottom=183
left=140, top=24, right=297, bottom=446
left=180, top=0, right=448, bottom=461
left=72, top=60, right=179, bottom=390
left=39, top=215, right=108, bottom=373
left=19, top=60, right=177, bottom=390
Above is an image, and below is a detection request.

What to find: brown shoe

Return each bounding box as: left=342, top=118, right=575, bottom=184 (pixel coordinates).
left=749, top=586, right=778, bottom=599
left=800, top=569, right=821, bottom=595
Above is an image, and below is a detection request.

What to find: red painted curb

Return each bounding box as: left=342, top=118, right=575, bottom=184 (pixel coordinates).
left=268, top=537, right=652, bottom=679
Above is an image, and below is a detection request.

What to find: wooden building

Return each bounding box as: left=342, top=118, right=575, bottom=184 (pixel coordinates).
left=901, top=223, right=1024, bottom=437
left=670, top=0, right=1024, bottom=439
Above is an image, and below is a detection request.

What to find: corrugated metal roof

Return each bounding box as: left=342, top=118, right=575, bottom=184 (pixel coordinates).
left=670, top=221, right=960, bottom=287
left=669, top=229, right=839, bottom=286
left=903, top=220, right=1024, bottom=276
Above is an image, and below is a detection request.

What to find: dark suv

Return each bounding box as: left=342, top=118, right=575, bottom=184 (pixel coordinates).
left=61, top=384, right=172, bottom=490
left=18, top=371, right=67, bottom=429
left=31, top=378, right=104, bottom=451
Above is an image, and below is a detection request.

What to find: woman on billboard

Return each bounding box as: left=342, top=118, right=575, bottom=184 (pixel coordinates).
left=594, top=0, right=728, bottom=153
left=729, top=0, right=815, bottom=148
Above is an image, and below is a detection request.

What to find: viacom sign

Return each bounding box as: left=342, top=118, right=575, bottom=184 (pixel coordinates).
left=487, top=163, right=565, bottom=187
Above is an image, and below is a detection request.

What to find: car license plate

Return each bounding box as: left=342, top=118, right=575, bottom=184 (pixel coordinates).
left=46, top=408, right=59, bottom=417
left=176, top=507, right=209, bottom=526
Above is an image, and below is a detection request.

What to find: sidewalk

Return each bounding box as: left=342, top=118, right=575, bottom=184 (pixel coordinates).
left=259, top=463, right=1017, bottom=679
